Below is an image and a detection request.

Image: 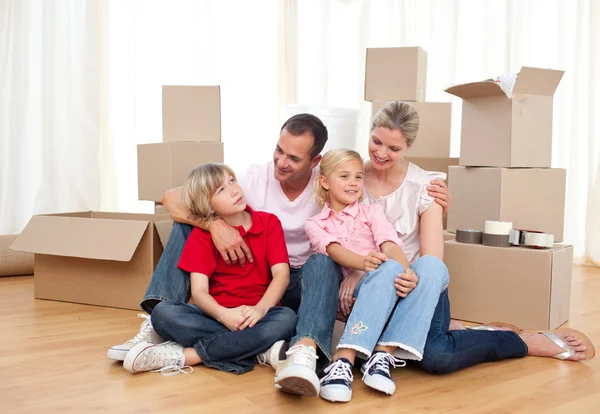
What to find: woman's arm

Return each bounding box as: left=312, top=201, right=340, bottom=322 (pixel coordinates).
left=419, top=201, right=444, bottom=259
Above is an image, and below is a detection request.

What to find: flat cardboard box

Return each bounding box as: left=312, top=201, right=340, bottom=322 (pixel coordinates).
left=162, top=85, right=221, bottom=142
left=10, top=212, right=172, bottom=310
left=447, top=166, right=566, bottom=242
left=445, top=67, right=564, bottom=167
left=444, top=240, right=573, bottom=330
left=1, top=234, right=34, bottom=276
left=365, top=47, right=428, bottom=102
left=138, top=142, right=224, bottom=202
left=372, top=102, right=451, bottom=158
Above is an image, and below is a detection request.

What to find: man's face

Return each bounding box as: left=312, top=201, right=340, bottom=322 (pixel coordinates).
left=273, top=129, right=319, bottom=184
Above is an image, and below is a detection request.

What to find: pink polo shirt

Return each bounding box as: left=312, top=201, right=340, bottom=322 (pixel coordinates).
left=305, top=201, right=404, bottom=277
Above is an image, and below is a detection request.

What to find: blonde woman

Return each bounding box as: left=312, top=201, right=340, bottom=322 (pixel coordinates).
left=123, top=163, right=297, bottom=376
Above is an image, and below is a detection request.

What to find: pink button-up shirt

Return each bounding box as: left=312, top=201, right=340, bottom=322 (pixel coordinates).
left=305, top=201, right=404, bottom=277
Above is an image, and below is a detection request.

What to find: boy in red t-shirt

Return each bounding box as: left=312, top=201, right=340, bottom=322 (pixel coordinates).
left=124, top=163, right=297, bottom=375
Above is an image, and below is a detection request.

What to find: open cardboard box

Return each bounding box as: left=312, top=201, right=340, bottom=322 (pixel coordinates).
left=10, top=212, right=173, bottom=310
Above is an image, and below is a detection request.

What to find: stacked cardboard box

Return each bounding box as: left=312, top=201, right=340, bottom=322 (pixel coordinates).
left=443, top=67, right=571, bottom=329
left=138, top=86, right=225, bottom=203
left=365, top=47, right=458, bottom=229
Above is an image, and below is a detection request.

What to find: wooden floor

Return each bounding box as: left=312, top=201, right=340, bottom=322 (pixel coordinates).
left=2, top=266, right=600, bottom=414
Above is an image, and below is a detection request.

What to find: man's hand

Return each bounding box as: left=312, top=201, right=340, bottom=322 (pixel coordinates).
left=363, top=251, right=387, bottom=272
left=338, top=271, right=364, bottom=317
left=209, top=219, right=254, bottom=266
left=395, top=268, right=418, bottom=298
left=427, top=180, right=451, bottom=216
left=239, top=305, right=267, bottom=329
left=218, top=307, right=247, bottom=331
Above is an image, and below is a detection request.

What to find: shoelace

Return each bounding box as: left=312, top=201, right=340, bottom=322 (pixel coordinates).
left=320, top=359, right=353, bottom=384
left=286, top=345, right=318, bottom=367
left=127, top=314, right=153, bottom=344
left=256, top=350, right=270, bottom=366
left=151, top=365, right=194, bottom=377
left=138, top=341, right=193, bottom=377
left=361, top=353, right=406, bottom=381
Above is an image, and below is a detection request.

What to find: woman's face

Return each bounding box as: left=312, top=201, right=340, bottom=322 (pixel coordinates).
left=368, top=126, right=409, bottom=170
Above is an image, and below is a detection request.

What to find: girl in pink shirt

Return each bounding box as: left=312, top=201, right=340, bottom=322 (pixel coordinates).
left=305, top=149, right=449, bottom=403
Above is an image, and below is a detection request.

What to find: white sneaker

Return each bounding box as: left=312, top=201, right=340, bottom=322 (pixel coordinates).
left=256, top=340, right=289, bottom=370
left=107, top=314, right=164, bottom=361
left=360, top=351, right=405, bottom=395
left=123, top=341, right=192, bottom=376
left=274, top=345, right=320, bottom=397
left=319, top=358, right=354, bottom=403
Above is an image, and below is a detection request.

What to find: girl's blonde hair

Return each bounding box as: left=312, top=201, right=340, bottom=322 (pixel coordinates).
left=181, top=163, right=237, bottom=226
left=314, top=149, right=363, bottom=208
left=371, top=101, right=420, bottom=147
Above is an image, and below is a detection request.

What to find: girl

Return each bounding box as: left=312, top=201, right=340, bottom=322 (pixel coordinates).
left=305, top=149, right=448, bottom=402
left=124, top=163, right=297, bottom=375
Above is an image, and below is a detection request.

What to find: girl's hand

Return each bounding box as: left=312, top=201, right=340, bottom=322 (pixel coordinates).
left=218, top=307, right=247, bottom=331
left=338, top=271, right=365, bottom=317
left=363, top=251, right=387, bottom=272
left=239, top=305, right=267, bottom=329
left=395, top=268, right=418, bottom=298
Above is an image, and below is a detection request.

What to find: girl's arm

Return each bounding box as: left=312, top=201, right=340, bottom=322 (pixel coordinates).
left=380, top=241, right=410, bottom=269
left=191, top=272, right=245, bottom=331
left=256, top=263, right=290, bottom=311
left=419, top=201, right=444, bottom=259
left=326, top=243, right=386, bottom=272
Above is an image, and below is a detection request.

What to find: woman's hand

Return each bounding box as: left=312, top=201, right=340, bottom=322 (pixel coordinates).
left=363, top=251, right=387, bottom=272
left=395, top=268, right=418, bottom=298
left=428, top=180, right=452, bottom=216
left=209, top=219, right=254, bottom=266
left=339, top=271, right=365, bottom=317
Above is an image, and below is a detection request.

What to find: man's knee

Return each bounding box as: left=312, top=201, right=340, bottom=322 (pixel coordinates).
left=302, top=254, right=341, bottom=284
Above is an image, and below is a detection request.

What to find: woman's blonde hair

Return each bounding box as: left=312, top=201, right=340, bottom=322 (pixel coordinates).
left=181, top=163, right=237, bottom=226
left=371, top=101, right=420, bottom=147
left=314, top=149, right=363, bottom=208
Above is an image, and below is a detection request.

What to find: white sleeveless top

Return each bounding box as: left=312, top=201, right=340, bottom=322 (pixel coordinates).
left=362, top=162, right=446, bottom=264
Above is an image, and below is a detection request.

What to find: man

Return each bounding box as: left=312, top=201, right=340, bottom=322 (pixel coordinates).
left=107, top=113, right=451, bottom=396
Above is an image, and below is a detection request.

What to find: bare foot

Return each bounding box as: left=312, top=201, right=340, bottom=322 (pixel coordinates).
left=520, top=332, right=588, bottom=361
left=449, top=320, right=466, bottom=330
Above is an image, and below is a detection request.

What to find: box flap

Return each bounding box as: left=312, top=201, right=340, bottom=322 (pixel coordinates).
left=10, top=216, right=149, bottom=262
left=155, top=220, right=173, bottom=249
left=445, top=81, right=506, bottom=99
left=513, top=67, right=564, bottom=96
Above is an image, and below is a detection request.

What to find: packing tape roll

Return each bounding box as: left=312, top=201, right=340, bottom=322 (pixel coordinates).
left=509, top=229, right=522, bottom=246
left=523, top=232, right=554, bottom=248
left=482, top=233, right=510, bottom=247
left=456, top=229, right=483, bottom=244
left=484, top=221, right=513, bottom=236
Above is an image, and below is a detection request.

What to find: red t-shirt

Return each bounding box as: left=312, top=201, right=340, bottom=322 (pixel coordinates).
left=178, top=207, right=289, bottom=308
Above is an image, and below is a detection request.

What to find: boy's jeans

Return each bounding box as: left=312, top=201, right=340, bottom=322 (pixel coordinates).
left=151, top=301, right=297, bottom=374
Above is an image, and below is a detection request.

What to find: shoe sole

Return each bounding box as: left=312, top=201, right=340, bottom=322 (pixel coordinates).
left=363, top=374, right=395, bottom=395
left=320, top=386, right=352, bottom=403
left=275, top=376, right=318, bottom=397
left=107, top=348, right=128, bottom=361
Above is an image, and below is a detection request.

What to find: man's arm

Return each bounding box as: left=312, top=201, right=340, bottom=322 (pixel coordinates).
left=161, top=187, right=204, bottom=227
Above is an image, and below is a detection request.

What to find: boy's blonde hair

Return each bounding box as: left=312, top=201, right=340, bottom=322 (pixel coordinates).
left=371, top=101, right=420, bottom=147
left=182, top=163, right=237, bottom=226
left=314, top=149, right=363, bottom=208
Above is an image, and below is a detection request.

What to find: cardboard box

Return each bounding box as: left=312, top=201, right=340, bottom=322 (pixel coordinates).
left=365, top=47, right=428, bottom=102
left=1, top=234, right=34, bottom=276
left=447, top=166, right=566, bottom=242
left=155, top=203, right=168, bottom=215
left=405, top=157, right=459, bottom=179
left=444, top=240, right=573, bottom=330
left=138, top=142, right=224, bottom=202
left=372, top=102, right=451, bottom=157
left=10, top=212, right=172, bottom=310
left=445, top=67, right=564, bottom=167
left=443, top=231, right=455, bottom=241
left=162, top=85, right=221, bottom=142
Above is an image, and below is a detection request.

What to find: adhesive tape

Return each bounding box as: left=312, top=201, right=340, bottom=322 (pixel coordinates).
left=509, top=229, right=522, bottom=246
left=523, top=232, right=554, bottom=248
left=484, top=221, right=513, bottom=236
left=456, top=229, right=483, bottom=244
left=482, top=233, right=510, bottom=247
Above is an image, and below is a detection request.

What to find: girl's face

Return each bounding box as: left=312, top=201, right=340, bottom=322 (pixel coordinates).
left=210, top=173, right=246, bottom=217
left=320, top=159, right=364, bottom=207
left=368, top=126, right=409, bottom=170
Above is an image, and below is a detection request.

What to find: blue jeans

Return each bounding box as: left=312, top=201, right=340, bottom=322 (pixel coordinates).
left=419, top=289, right=528, bottom=374
left=142, top=222, right=303, bottom=313
left=151, top=301, right=297, bottom=374
left=339, top=256, right=449, bottom=361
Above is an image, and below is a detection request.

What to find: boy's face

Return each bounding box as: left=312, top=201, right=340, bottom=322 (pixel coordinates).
left=273, top=129, right=321, bottom=185
left=320, top=159, right=364, bottom=207
left=210, top=173, right=247, bottom=217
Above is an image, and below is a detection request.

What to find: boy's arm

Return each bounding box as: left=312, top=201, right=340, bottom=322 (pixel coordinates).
left=256, top=262, right=290, bottom=311
left=190, top=272, right=245, bottom=331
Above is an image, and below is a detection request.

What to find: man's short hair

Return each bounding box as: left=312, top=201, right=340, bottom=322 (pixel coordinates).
left=280, top=114, right=328, bottom=159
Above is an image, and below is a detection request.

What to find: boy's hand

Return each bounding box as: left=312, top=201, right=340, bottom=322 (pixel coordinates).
left=395, top=268, right=418, bottom=297
left=218, top=307, right=247, bottom=331
left=239, top=305, right=267, bottom=329
left=363, top=251, right=387, bottom=272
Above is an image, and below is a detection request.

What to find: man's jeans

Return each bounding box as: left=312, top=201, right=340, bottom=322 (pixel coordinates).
left=338, top=256, right=449, bottom=361
left=419, top=288, right=528, bottom=374
left=151, top=301, right=297, bottom=374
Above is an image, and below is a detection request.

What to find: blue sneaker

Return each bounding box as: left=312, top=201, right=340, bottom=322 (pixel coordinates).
left=319, top=358, right=353, bottom=402
left=360, top=351, right=405, bottom=395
